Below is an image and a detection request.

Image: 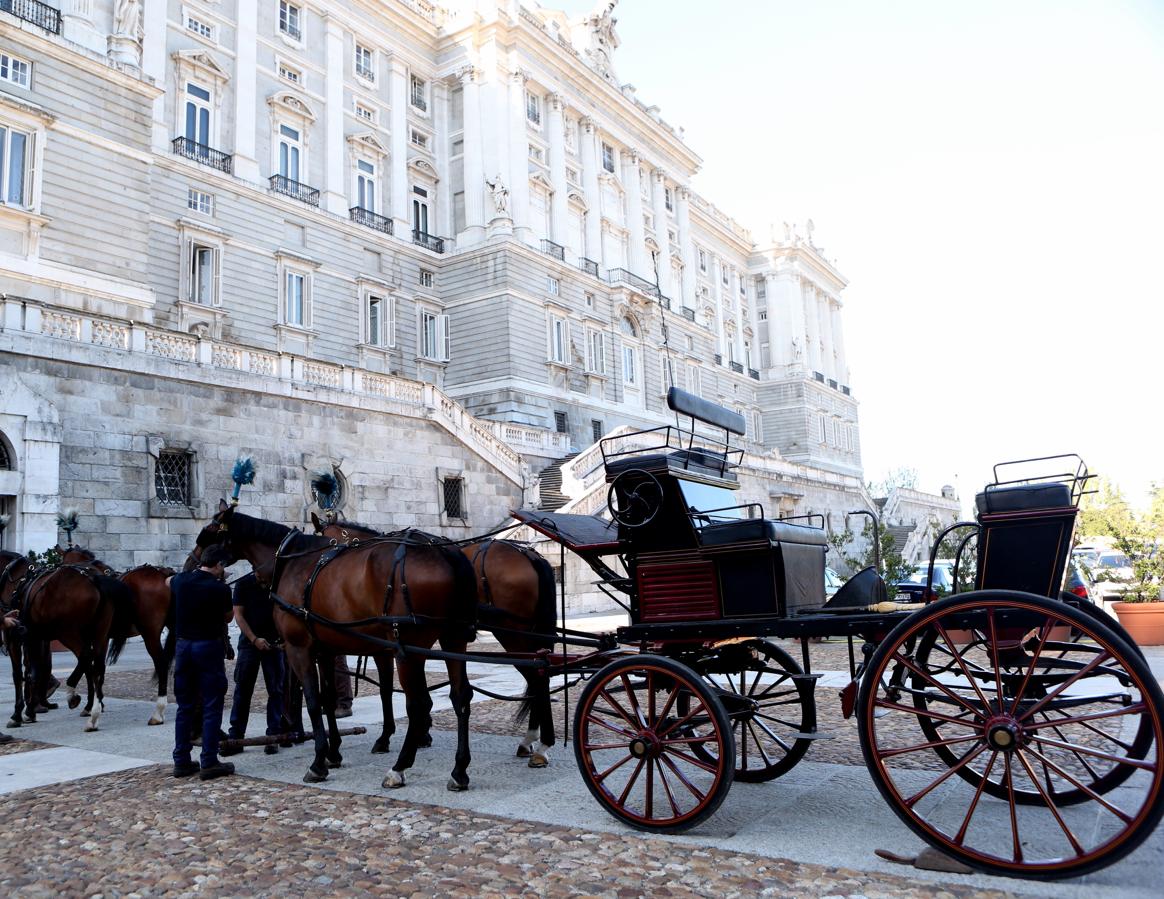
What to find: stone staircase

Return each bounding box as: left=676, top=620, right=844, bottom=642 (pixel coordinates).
left=536, top=453, right=580, bottom=510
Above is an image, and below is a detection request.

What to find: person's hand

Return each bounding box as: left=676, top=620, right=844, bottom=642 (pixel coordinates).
left=254, top=637, right=271, bottom=652
left=1, top=610, right=18, bottom=631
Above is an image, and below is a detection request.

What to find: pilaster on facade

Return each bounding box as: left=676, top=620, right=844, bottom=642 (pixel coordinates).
left=507, top=68, right=532, bottom=244
left=388, top=55, right=411, bottom=232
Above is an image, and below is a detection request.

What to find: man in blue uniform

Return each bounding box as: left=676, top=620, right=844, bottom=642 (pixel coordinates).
left=222, top=572, right=284, bottom=756
left=168, top=544, right=235, bottom=780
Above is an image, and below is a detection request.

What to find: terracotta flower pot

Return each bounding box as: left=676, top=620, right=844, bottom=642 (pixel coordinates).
left=1112, top=602, right=1164, bottom=646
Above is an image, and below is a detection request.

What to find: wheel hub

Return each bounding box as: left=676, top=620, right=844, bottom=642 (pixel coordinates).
left=985, top=715, right=1023, bottom=751
left=629, top=733, right=659, bottom=759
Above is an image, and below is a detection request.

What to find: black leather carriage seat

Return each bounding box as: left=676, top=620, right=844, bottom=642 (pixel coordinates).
left=604, top=448, right=738, bottom=483
left=698, top=518, right=826, bottom=547
left=975, top=482, right=1072, bottom=516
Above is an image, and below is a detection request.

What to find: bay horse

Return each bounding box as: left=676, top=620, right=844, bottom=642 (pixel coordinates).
left=191, top=501, right=479, bottom=789
left=3, top=556, right=133, bottom=732
left=119, top=565, right=177, bottom=726
left=312, top=514, right=558, bottom=767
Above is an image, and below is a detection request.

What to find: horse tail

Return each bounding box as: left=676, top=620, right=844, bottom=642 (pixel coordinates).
left=97, top=576, right=135, bottom=665
left=514, top=549, right=558, bottom=727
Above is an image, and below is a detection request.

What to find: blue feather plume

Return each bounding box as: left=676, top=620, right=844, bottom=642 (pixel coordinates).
left=230, top=457, right=256, bottom=502
left=311, top=470, right=340, bottom=510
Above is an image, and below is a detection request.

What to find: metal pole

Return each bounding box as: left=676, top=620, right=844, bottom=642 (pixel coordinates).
left=848, top=509, right=881, bottom=572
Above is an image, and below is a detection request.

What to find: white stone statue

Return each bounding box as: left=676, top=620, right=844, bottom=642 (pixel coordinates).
left=486, top=174, right=509, bottom=217
left=584, top=1, right=620, bottom=78
left=113, top=0, right=143, bottom=41
left=791, top=336, right=803, bottom=362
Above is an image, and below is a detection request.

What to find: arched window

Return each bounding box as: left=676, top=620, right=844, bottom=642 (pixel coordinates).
left=619, top=316, right=639, bottom=389
left=0, top=434, right=11, bottom=470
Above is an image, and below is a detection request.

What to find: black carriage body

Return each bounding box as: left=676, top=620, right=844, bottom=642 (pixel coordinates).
left=973, top=481, right=1076, bottom=597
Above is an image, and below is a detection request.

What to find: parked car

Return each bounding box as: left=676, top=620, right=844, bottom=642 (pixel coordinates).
left=895, top=561, right=955, bottom=602
left=1092, top=551, right=1134, bottom=601
left=825, top=566, right=845, bottom=600
left=1073, top=546, right=1101, bottom=571
left=1064, top=560, right=1093, bottom=601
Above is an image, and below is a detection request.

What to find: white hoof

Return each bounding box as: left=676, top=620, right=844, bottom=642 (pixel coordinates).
left=382, top=770, right=405, bottom=789
left=148, top=698, right=166, bottom=726
left=447, top=777, right=469, bottom=792
left=515, top=743, right=532, bottom=758
left=148, top=717, right=164, bottom=726
left=84, top=724, right=98, bottom=733
left=528, top=751, right=550, bottom=769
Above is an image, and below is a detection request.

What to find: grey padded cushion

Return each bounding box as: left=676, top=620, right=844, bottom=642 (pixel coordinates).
left=699, top=518, right=827, bottom=547
left=976, top=483, right=1072, bottom=515
left=667, top=387, right=746, bottom=435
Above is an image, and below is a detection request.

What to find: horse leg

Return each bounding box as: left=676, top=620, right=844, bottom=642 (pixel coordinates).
left=318, top=653, right=343, bottom=769
left=6, top=636, right=24, bottom=729
left=382, top=656, right=432, bottom=789
left=84, top=640, right=108, bottom=733
left=370, top=652, right=395, bottom=754
left=288, top=645, right=329, bottom=783
left=143, top=627, right=168, bottom=726
left=516, top=669, right=553, bottom=769
left=442, top=649, right=473, bottom=792
left=22, top=641, right=38, bottom=724
left=64, top=655, right=85, bottom=710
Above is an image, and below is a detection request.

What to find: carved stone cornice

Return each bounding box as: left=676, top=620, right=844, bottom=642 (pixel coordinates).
left=580, top=116, right=596, bottom=134
left=457, top=65, right=479, bottom=85
left=548, top=93, right=564, bottom=112
left=510, top=68, right=531, bottom=85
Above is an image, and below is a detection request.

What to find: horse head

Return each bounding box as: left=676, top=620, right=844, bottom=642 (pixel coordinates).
left=184, top=499, right=236, bottom=571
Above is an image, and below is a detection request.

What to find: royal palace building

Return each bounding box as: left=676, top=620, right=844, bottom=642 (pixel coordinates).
left=0, top=1, right=956, bottom=597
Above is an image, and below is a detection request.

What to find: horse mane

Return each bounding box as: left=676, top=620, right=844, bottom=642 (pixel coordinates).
left=231, top=512, right=327, bottom=553
left=329, top=517, right=379, bottom=535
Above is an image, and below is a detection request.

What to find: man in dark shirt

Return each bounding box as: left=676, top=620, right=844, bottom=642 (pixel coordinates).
left=222, top=573, right=285, bottom=756
left=167, top=544, right=235, bottom=780
left=0, top=609, right=21, bottom=744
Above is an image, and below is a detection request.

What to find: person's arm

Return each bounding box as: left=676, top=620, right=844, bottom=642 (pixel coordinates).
left=233, top=605, right=270, bottom=651
left=1, top=610, right=18, bottom=631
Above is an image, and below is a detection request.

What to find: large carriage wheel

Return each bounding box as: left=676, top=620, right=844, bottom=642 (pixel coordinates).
left=692, top=640, right=816, bottom=782
left=574, top=655, right=734, bottom=833
left=858, top=591, right=1164, bottom=879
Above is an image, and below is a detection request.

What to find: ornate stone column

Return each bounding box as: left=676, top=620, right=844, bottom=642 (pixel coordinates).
left=231, top=0, right=260, bottom=181
left=323, top=16, right=346, bottom=215
left=580, top=118, right=602, bottom=265
left=459, top=67, right=486, bottom=244
left=650, top=169, right=673, bottom=299
left=832, top=299, right=850, bottom=385
left=713, top=258, right=726, bottom=361
left=818, top=293, right=836, bottom=381
left=623, top=151, right=646, bottom=277
left=141, top=0, right=168, bottom=152
left=507, top=70, right=532, bottom=243
left=731, top=269, right=745, bottom=364
left=677, top=187, right=695, bottom=310
left=803, top=282, right=822, bottom=374
left=434, top=80, right=452, bottom=238
left=547, top=93, right=568, bottom=247
left=388, top=56, right=410, bottom=233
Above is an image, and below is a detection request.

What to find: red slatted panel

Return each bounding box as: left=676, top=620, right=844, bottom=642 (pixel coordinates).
left=637, top=561, right=720, bottom=622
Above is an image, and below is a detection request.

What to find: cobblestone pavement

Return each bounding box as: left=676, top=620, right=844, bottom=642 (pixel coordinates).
left=0, top=765, right=1015, bottom=899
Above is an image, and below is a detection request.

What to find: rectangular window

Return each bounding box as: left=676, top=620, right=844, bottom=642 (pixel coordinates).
left=722, top=266, right=730, bottom=286
left=584, top=292, right=594, bottom=309
left=548, top=315, right=567, bottom=363
left=739, top=279, right=747, bottom=297
left=285, top=270, right=306, bottom=326
left=186, top=15, right=213, bottom=39
left=410, top=129, right=429, bottom=150
left=354, top=158, right=376, bottom=211
left=664, top=187, right=674, bottom=212
left=354, top=102, right=375, bottom=123
left=365, top=294, right=394, bottom=347
left=698, top=249, right=707, bottom=273
left=591, top=419, right=603, bottom=443
left=547, top=276, right=559, bottom=296
left=0, top=53, right=31, bottom=88
left=412, top=186, right=429, bottom=235
left=278, top=123, right=301, bottom=181
left=601, top=142, right=614, bottom=173
left=355, top=44, right=375, bottom=81
left=187, top=188, right=214, bottom=215
left=622, top=345, right=637, bottom=386
left=278, top=61, right=301, bottom=84
left=0, top=123, right=33, bottom=208
left=586, top=328, right=606, bottom=374
left=279, top=1, right=302, bottom=41
left=566, top=166, right=580, bottom=185
left=553, top=411, right=568, bottom=434
left=442, top=476, right=464, bottom=519
left=758, top=310, right=767, bottom=321
left=184, top=82, right=212, bottom=147
left=189, top=243, right=217, bottom=306
left=419, top=269, right=434, bottom=288
left=525, top=91, right=541, bottom=126
left=420, top=310, right=450, bottom=361
left=410, top=75, right=427, bottom=111
left=155, top=451, right=192, bottom=506
left=528, top=144, right=544, bottom=163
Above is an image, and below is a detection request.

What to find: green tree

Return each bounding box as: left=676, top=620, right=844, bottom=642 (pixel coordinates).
left=830, top=521, right=913, bottom=600
left=1078, top=477, right=1135, bottom=542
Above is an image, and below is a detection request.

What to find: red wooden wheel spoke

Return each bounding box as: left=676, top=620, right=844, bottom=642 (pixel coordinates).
left=935, top=620, right=998, bottom=714
left=645, top=743, right=655, bottom=814
left=1004, top=752, right=1023, bottom=863
left=661, top=746, right=720, bottom=774
left=659, top=751, right=711, bottom=801
left=617, top=757, right=646, bottom=806
left=879, top=732, right=982, bottom=759
left=647, top=670, right=656, bottom=725
left=656, top=699, right=707, bottom=739
left=594, top=752, right=636, bottom=783
left=954, top=750, right=999, bottom=846
left=586, top=740, right=634, bottom=752
left=754, top=711, right=806, bottom=730
left=890, top=651, right=986, bottom=721
left=585, top=711, right=638, bottom=741
left=902, top=742, right=990, bottom=808
left=1029, top=735, right=1158, bottom=771
left=653, top=758, right=682, bottom=817
left=659, top=733, right=719, bottom=748
left=619, top=674, right=645, bottom=727
left=598, top=688, right=640, bottom=731
left=1048, top=708, right=1137, bottom=753
left=655, top=683, right=680, bottom=727
left=1024, top=702, right=1147, bottom=737
left=1024, top=745, right=1137, bottom=823
left=1006, top=622, right=1054, bottom=716
left=987, top=609, right=1005, bottom=717
left=746, top=719, right=782, bottom=760
left=1015, top=748, right=1086, bottom=856
left=875, top=697, right=981, bottom=729
left=1018, top=650, right=1113, bottom=722
left=1043, top=716, right=1102, bottom=783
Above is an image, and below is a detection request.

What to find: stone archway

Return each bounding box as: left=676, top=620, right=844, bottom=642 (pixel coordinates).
left=0, top=373, right=61, bottom=552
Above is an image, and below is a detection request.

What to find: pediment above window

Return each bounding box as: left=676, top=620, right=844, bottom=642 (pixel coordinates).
left=347, top=131, right=387, bottom=157
left=408, top=156, right=439, bottom=182
left=267, top=91, right=317, bottom=123
left=598, top=172, right=623, bottom=193
left=566, top=190, right=588, bottom=211
left=173, top=49, right=231, bottom=86
left=529, top=171, right=553, bottom=192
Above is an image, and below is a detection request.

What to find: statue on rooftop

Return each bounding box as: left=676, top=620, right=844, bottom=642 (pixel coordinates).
left=583, top=1, right=620, bottom=79
left=113, top=0, right=144, bottom=42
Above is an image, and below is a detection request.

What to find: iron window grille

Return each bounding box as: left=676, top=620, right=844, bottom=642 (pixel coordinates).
left=591, top=419, right=603, bottom=443
left=442, top=477, right=464, bottom=519
left=155, top=451, right=191, bottom=506
left=554, top=411, right=568, bottom=434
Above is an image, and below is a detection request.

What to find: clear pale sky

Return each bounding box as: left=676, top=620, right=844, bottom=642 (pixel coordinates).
left=553, top=0, right=1163, bottom=509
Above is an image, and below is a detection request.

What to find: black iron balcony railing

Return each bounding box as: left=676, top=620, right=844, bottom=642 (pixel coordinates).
left=681, top=306, right=696, bottom=322
left=269, top=174, right=320, bottom=206
left=606, top=268, right=662, bottom=299
left=748, top=368, right=760, bottom=381
left=411, top=93, right=428, bottom=112
left=1, top=0, right=61, bottom=35
left=280, top=19, right=301, bottom=41
left=730, top=361, right=744, bottom=374
left=813, top=370, right=825, bottom=383
left=350, top=206, right=393, bottom=234
left=578, top=257, right=600, bottom=278
left=541, top=239, right=565, bottom=261
left=714, top=353, right=723, bottom=365
left=172, top=137, right=234, bottom=174
left=412, top=230, right=445, bottom=253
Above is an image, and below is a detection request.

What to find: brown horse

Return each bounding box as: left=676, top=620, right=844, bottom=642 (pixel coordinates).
left=6, top=558, right=133, bottom=732
left=312, top=514, right=558, bottom=766
left=0, top=550, right=31, bottom=726
left=191, top=501, right=479, bottom=789
left=119, top=565, right=177, bottom=726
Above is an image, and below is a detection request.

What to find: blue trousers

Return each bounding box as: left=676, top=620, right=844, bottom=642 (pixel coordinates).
left=173, top=638, right=228, bottom=769
left=228, top=637, right=285, bottom=739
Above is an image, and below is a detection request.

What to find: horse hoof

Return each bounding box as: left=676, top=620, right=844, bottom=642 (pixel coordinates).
left=446, top=777, right=469, bottom=792
left=5, top=718, right=20, bottom=729
left=22, top=713, right=36, bottom=724
left=515, top=744, right=531, bottom=758
left=326, top=755, right=343, bottom=769
left=528, top=752, right=550, bottom=769
left=303, top=767, right=329, bottom=784
left=84, top=724, right=98, bottom=733
left=148, top=717, right=164, bottom=726
left=370, top=738, right=390, bottom=754
left=419, top=734, right=433, bottom=749
left=382, top=771, right=405, bottom=789
left=67, top=695, right=81, bottom=710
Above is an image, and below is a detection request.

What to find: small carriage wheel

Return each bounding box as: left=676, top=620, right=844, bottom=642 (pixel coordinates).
left=573, top=655, right=734, bottom=833
left=912, top=600, right=1154, bottom=807
left=606, top=469, right=664, bottom=529
left=858, top=590, right=1164, bottom=879
left=684, top=640, right=816, bottom=782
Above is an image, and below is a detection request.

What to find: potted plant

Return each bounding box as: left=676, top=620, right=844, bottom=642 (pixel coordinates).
left=1110, top=525, right=1164, bottom=646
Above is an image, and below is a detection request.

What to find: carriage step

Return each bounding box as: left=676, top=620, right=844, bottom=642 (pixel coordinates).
left=791, top=673, right=823, bottom=684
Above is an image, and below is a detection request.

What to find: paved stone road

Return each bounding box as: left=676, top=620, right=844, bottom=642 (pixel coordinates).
left=0, top=636, right=1160, bottom=898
